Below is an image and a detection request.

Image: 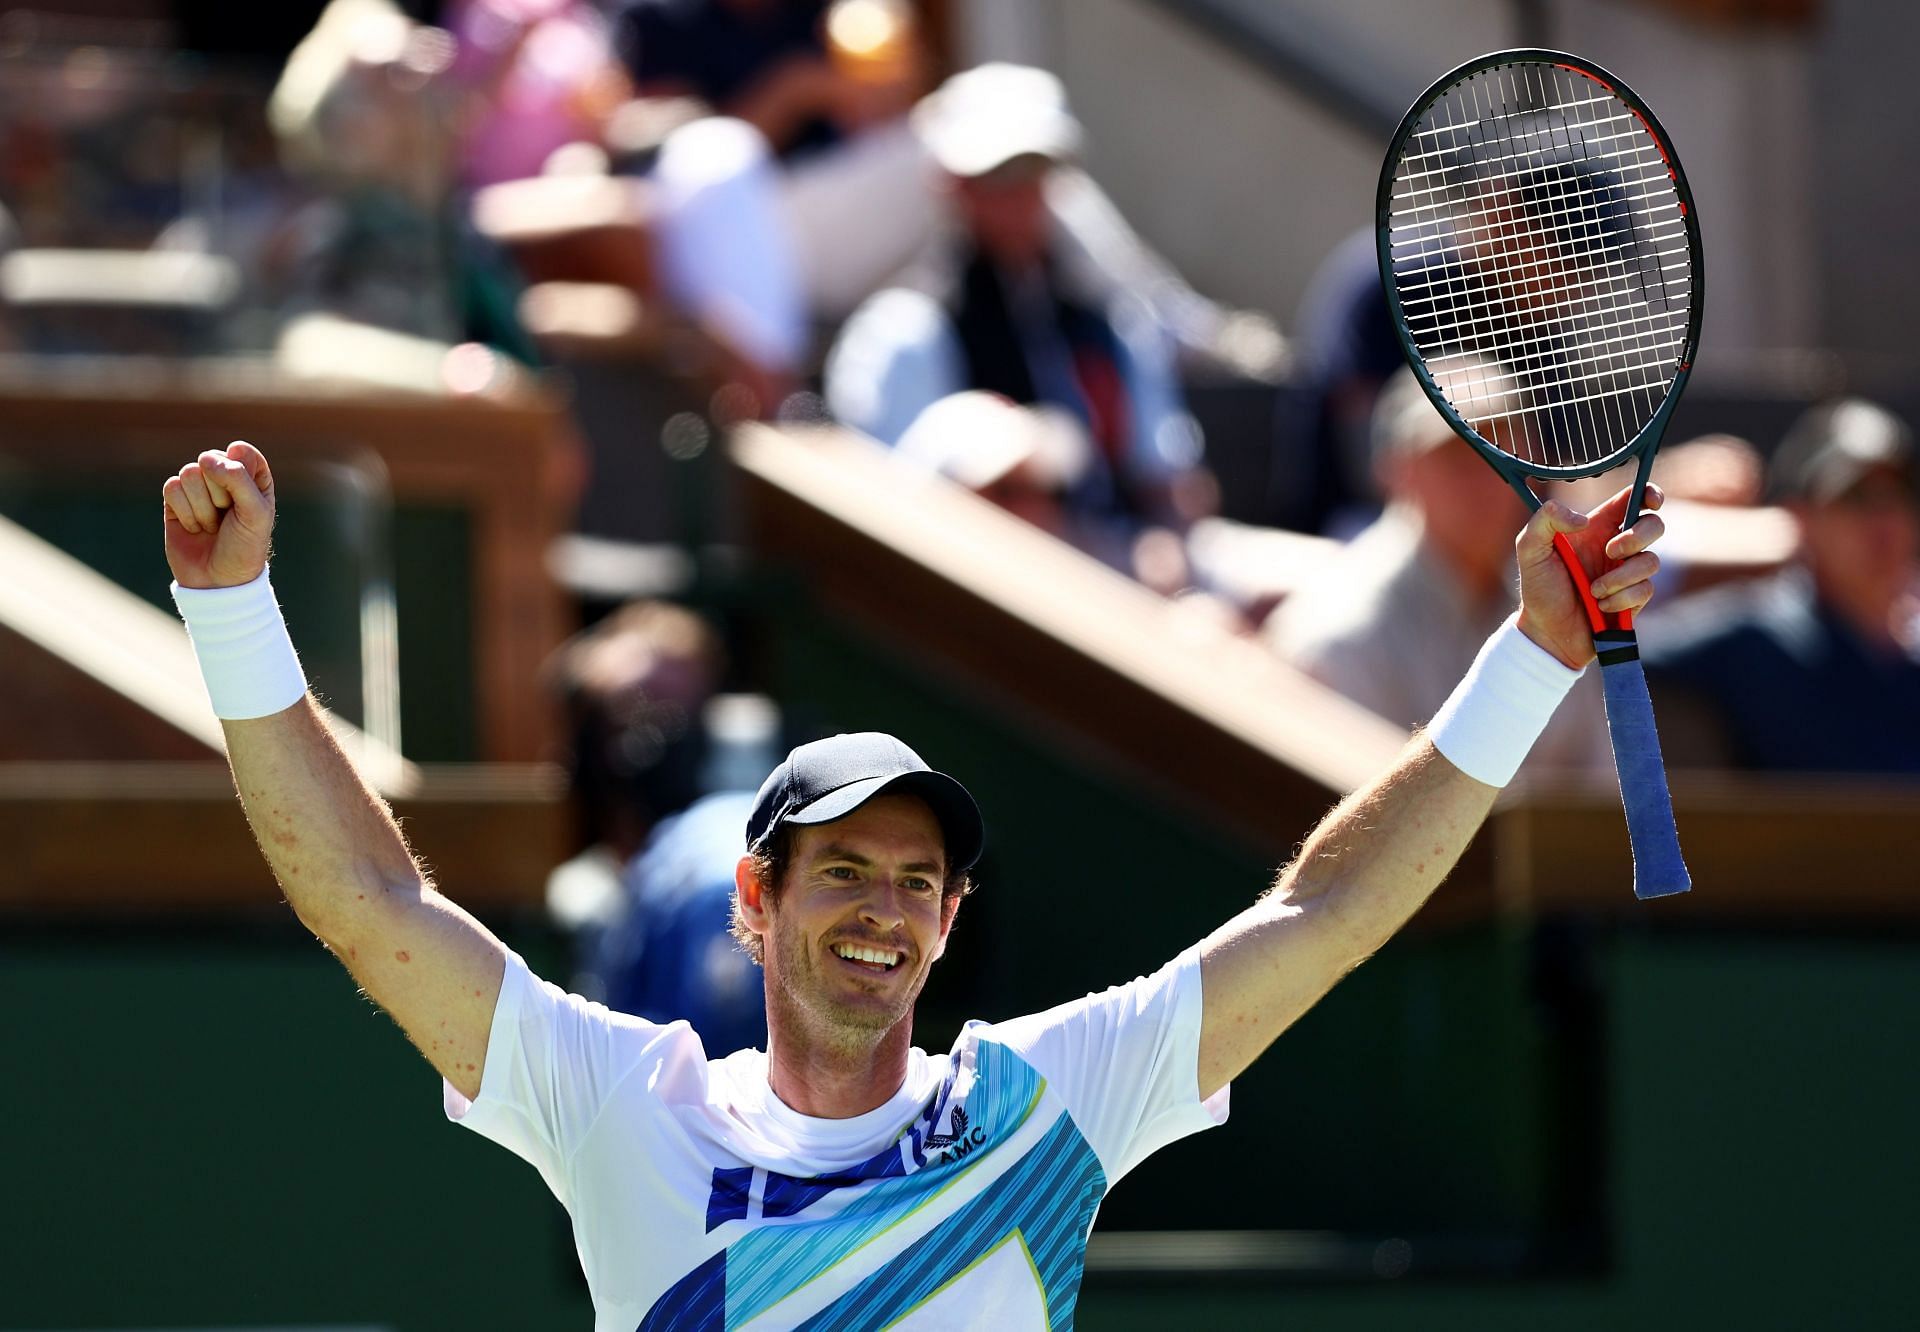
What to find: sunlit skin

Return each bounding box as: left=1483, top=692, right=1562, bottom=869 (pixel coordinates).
left=735, top=795, right=962, bottom=1118
left=1381, top=430, right=1531, bottom=606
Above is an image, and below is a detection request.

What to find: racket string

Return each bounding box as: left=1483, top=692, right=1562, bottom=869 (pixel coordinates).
left=1526, top=63, right=1614, bottom=460
left=1423, top=332, right=1687, bottom=399
left=1496, top=65, right=1594, bottom=465
left=1402, top=86, right=1617, bottom=143
left=1543, top=63, right=1635, bottom=458
left=1396, top=257, right=1688, bottom=333
left=1389, top=192, right=1684, bottom=269
left=1386, top=59, right=1695, bottom=469
left=1394, top=116, right=1663, bottom=191
left=1512, top=65, right=1605, bottom=462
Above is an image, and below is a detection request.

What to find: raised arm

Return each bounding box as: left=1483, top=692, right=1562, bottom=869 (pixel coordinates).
left=1196, top=485, right=1666, bottom=1098
left=164, top=443, right=505, bottom=1099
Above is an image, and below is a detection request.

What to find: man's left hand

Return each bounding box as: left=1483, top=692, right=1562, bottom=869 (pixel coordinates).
left=1516, top=483, right=1666, bottom=670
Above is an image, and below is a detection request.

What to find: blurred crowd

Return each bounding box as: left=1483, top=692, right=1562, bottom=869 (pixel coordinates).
left=3, top=0, right=1915, bottom=1022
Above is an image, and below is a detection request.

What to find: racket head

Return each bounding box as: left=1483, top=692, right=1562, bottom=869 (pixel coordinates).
left=1377, top=49, right=1703, bottom=490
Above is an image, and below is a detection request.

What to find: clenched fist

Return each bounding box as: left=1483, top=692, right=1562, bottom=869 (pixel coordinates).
left=1515, top=482, right=1666, bottom=670
left=163, top=442, right=276, bottom=590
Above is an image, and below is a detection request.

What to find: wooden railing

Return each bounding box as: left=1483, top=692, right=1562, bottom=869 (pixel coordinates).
left=733, top=424, right=1920, bottom=924
left=0, top=354, right=581, bottom=762
left=734, top=422, right=1409, bottom=833
left=0, top=501, right=565, bottom=911
left=0, top=760, right=565, bottom=912
left=0, top=356, right=577, bottom=911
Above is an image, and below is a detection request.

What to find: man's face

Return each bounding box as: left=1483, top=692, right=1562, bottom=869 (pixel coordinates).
left=1798, top=467, right=1920, bottom=617
left=756, top=795, right=955, bottom=1053
left=1386, top=433, right=1527, bottom=591
left=952, top=155, right=1053, bottom=268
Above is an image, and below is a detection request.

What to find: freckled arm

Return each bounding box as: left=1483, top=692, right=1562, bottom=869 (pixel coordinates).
left=1194, top=736, right=1498, bottom=1100
left=224, top=698, right=506, bottom=1099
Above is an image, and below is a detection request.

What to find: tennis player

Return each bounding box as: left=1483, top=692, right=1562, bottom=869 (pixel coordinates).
left=163, top=440, right=1663, bottom=1328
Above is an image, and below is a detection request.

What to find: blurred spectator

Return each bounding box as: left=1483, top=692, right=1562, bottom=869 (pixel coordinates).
left=266, top=0, right=536, bottom=362
left=549, top=600, right=722, bottom=900
left=1651, top=432, right=1765, bottom=509
left=891, top=389, right=1087, bottom=544
left=1275, top=227, right=1404, bottom=536
left=826, top=63, right=1214, bottom=594
left=614, top=0, right=919, bottom=163
left=591, top=697, right=779, bottom=1056
left=446, top=0, right=632, bottom=189
left=0, top=199, right=16, bottom=350
left=1642, top=398, right=1920, bottom=773
left=1264, top=362, right=1612, bottom=777
left=623, top=5, right=1246, bottom=413
left=545, top=601, right=771, bottom=1049
left=613, top=0, right=933, bottom=403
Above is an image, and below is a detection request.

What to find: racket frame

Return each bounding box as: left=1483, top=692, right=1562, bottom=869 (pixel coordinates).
left=1376, top=47, right=1705, bottom=559
left=1376, top=48, right=1698, bottom=898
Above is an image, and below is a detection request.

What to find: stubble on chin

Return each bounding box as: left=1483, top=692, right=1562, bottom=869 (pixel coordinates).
left=769, top=937, right=924, bottom=1058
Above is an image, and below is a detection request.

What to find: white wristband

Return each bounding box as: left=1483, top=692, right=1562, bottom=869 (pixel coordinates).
left=171, top=566, right=308, bottom=720
left=1426, top=616, right=1583, bottom=787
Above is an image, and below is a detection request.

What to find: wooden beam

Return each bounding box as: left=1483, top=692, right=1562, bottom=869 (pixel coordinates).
left=731, top=424, right=1407, bottom=854
left=0, top=762, right=565, bottom=914
left=0, top=512, right=414, bottom=789
left=732, top=424, right=1920, bottom=925
left=0, top=355, right=580, bottom=761
left=1487, top=773, right=1920, bottom=919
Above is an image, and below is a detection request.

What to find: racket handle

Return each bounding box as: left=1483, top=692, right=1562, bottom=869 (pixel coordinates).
left=1552, top=532, right=1631, bottom=635
left=1594, top=631, right=1692, bottom=899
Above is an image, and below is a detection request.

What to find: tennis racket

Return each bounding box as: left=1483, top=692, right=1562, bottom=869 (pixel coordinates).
left=1377, top=49, right=1697, bottom=899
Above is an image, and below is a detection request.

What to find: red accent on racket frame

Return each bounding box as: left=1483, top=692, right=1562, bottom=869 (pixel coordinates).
left=1553, top=531, right=1630, bottom=635
left=1553, top=60, right=1676, bottom=170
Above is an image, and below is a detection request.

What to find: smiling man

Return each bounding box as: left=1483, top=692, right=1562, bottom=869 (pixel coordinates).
left=162, top=438, right=1665, bottom=1328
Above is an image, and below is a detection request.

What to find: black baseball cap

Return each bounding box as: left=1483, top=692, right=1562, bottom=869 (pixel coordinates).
left=1768, top=398, right=1916, bottom=503
left=746, top=732, right=985, bottom=871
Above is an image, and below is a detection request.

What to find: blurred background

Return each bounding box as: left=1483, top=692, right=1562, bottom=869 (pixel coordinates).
left=2, top=0, right=1916, bottom=1327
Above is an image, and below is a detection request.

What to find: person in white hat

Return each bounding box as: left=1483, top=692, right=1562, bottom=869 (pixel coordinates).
left=826, top=63, right=1217, bottom=594
left=637, top=31, right=1230, bottom=413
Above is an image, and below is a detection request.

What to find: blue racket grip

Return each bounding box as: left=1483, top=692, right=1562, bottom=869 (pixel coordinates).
left=1595, top=635, right=1692, bottom=899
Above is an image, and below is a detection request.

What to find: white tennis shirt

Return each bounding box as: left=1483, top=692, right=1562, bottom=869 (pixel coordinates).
left=445, top=948, right=1230, bottom=1329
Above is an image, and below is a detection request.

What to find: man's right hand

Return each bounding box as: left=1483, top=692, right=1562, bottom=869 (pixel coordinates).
left=163, top=442, right=275, bottom=589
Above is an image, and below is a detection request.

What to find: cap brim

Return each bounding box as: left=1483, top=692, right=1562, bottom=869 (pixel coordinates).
left=917, top=107, right=1082, bottom=180
left=786, top=770, right=985, bottom=871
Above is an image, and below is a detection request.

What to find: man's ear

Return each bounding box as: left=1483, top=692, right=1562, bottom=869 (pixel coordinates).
left=930, top=890, right=962, bottom=963
left=736, top=855, right=772, bottom=934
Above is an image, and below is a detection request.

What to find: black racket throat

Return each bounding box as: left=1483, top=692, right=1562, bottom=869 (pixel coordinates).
left=1492, top=441, right=1662, bottom=534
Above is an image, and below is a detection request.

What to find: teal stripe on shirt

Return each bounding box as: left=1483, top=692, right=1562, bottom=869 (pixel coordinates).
left=723, top=1041, right=1044, bottom=1328
left=797, top=1112, right=1107, bottom=1331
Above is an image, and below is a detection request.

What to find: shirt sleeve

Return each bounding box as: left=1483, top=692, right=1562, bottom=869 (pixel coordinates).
left=824, top=288, right=966, bottom=446
left=986, top=945, right=1229, bottom=1186
left=443, top=951, right=703, bottom=1206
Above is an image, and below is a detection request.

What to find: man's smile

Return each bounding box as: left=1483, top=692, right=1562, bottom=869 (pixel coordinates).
left=829, top=941, right=905, bottom=973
